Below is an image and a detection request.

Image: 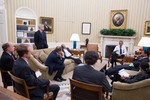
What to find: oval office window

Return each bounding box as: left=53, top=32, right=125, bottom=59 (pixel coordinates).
left=112, top=12, right=124, bottom=27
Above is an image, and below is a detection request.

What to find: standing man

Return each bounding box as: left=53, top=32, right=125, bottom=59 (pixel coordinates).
left=111, top=40, right=127, bottom=67
left=34, top=24, right=48, bottom=49
left=13, top=44, right=59, bottom=100
left=0, top=42, right=15, bottom=88
left=45, top=46, right=66, bottom=82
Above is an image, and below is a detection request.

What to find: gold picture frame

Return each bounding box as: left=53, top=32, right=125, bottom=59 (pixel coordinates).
left=40, top=17, right=54, bottom=34
left=144, top=21, right=150, bottom=35
left=110, top=9, right=128, bottom=29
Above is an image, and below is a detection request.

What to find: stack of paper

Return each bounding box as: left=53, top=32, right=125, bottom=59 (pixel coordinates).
left=118, top=69, right=130, bottom=77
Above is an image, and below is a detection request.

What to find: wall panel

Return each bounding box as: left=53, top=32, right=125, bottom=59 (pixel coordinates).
left=5, top=0, right=150, bottom=45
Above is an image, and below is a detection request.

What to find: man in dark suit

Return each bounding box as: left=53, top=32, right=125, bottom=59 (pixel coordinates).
left=13, top=44, right=59, bottom=100
left=0, top=42, right=15, bottom=88
left=61, top=44, right=82, bottom=64
left=121, top=61, right=150, bottom=83
left=34, top=24, right=48, bottom=49
left=73, top=51, right=111, bottom=100
left=45, top=46, right=66, bottom=82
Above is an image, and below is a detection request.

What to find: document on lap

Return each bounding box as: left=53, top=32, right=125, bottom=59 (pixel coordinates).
left=35, top=70, right=42, bottom=77
left=118, top=69, right=130, bottom=77
left=71, top=56, right=79, bottom=59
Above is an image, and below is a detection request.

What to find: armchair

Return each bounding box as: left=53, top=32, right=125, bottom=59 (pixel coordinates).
left=8, top=71, right=53, bottom=100
left=112, top=78, right=150, bottom=100
left=70, top=79, right=103, bottom=100
left=86, top=44, right=102, bottom=62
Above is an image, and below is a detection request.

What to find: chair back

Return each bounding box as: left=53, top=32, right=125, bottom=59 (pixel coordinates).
left=8, top=71, right=34, bottom=98
left=0, top=67, right=12, bottom=88
left=87, top=44, right=99, bottom=52
left=69, top=79, right=103, bottom=100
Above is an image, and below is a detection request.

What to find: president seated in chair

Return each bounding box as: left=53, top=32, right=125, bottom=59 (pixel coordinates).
left=111, top=40, right=127, bottom=67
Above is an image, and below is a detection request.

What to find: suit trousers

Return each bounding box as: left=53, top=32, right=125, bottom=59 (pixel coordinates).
left=53, top=64, right=65, bottom=79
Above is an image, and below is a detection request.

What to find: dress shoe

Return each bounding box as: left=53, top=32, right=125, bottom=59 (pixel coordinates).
left=60, top=77, right=67, bottom=81
left=53, top=78, right=62, bottom=82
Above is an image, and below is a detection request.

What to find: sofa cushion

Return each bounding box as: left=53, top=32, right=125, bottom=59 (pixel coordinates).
left=39, top=51, right=48, bottom=63
left=64, top=59, right=73, bottom=65
left=43, top=48, right=54, bottom=55
left=31, top=50, right=42, bottom=63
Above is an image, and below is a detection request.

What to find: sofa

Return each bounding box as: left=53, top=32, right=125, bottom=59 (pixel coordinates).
left=27, top=48, right=75, bottom=80
left=112, top=70, right=150, bottom=100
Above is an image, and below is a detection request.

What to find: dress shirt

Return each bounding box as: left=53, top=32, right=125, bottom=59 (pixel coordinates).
left=64, top=49, right=72, bottom=57
left=113, top=45, right=127, bottom=55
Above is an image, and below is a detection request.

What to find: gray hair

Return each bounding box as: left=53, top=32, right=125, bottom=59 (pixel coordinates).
left=38, top=24, right=44, bottom=29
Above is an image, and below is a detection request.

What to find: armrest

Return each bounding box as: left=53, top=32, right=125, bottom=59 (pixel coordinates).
left=113, top=79, right=150, bottom=90
left=28, top=55, right=48, bottom=71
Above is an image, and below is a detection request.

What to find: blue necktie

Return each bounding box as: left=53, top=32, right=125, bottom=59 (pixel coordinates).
left=120, top=46, right=122, bottom=54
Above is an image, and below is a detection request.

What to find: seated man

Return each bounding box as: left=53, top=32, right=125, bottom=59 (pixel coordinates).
left=13, top=44, right=60, bottom=100
left=111, top=40, right=127, bottom=67
left=61, top=44, right=82, bottom=64
left=45, top=46, right=66, bottom=82
left=73, top=51, right=111, bottom=100
left=0, top=42, right=15, bottom=87
left=106, top=50, right=149, bottom=82
left=120, top=61, right=150, bottom=83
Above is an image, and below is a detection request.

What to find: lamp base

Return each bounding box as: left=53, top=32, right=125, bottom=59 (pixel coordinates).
left=73, top=41, right=77, bottom=49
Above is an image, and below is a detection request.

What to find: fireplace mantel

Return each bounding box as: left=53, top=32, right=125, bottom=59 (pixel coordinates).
left=99, top=35, right=136, bottom=57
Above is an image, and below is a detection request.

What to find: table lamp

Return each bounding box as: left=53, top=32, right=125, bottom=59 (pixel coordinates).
left=138, top=37, right=150, bottom=51
left=70, top=33, right=80, bottom=49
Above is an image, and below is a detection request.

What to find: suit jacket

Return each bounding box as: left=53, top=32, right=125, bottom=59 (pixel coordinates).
left=0, top=51, right=14, bottom=70
left=122, top=71, right=150, bottom=83
left=45, top=50, right=65, bottom=74
left=13, top=57, right=49, bottom=100
left=34, top=30, right=48, bottom=49
left=72, top=64, right=111, bottom=92
left=0, top=51, right=15, bottom=86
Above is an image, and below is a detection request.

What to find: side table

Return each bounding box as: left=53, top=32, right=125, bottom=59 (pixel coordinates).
left=70, top=49, right=85, bottom=57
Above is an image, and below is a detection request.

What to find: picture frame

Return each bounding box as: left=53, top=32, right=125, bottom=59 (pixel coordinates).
left=110, top=9, right=128, bottom=29
left=144, top=21, right=150, bottom=35
left=40, top=17, right=54, bottom=34
left=82, top=22, right=91, bottom=35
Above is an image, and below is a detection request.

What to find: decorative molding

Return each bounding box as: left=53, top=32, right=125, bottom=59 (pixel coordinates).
left=0, top=0, right=4, bottom=9
left=16, top=7, right=37, bottom=18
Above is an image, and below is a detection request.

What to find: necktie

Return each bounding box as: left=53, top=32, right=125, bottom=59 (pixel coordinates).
left=120, top=46, right=122, bottom=54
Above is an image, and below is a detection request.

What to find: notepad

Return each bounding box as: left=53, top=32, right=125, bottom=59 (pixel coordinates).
left=118, top=69, right=130, bottom=77
left=35, top=70, right=42, bottom=77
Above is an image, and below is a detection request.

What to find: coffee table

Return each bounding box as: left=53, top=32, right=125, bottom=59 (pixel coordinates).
left=94, top=62, right=107, bottom=72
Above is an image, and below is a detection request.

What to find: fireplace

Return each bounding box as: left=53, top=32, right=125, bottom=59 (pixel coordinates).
left=105, top=45, right=116, bottom=58
left=99, top=35, right=136, bottom=57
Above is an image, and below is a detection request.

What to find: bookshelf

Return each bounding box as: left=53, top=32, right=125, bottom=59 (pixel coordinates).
left=16, top=18, right=36, bottom=43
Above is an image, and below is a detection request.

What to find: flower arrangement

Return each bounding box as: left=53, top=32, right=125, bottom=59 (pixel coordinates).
left=135, top=48, right=142, bottom=55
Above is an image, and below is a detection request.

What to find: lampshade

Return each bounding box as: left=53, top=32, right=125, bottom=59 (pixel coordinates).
left=138, top=37, right=150, bottom=47
left=70, top=33, right=80, bottom=41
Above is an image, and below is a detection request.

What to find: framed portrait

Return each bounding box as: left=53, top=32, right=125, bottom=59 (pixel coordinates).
left=82, top=22, right=91, bottom=35
left=40, top=17, right=54, bottom=34
left=110, top=9, right=128, bottom=29
left=144, top=21, right=150, bottom=35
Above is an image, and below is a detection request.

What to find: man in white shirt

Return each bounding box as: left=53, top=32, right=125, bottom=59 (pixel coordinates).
left=111, top=40, right=127, bottom=67
left=61, top=44, right=82, bottom=64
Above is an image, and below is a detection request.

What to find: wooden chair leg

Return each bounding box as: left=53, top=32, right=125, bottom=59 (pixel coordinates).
left=4, top=84, right=7, bottom=88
